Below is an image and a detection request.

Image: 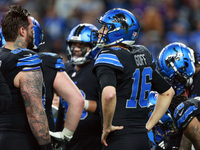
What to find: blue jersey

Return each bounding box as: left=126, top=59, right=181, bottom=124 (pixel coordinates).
left=173, top=96, right=200, bottom=132
left=94, top=45, right=171, bottom=135
left=0, top=47, right=42, bottom=149
left=0, top=47, right=42, bottom=132
left=64, top=61, right=102, bottom=150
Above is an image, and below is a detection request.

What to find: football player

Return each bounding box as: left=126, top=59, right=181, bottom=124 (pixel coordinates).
left=61, top=23, right=102, bottom=150
left=30, top=17, right=85, bottom=146
left=0, top=28, right=12, bottom=112
left=0, top=5, right=52, bottom=149
left=93, top=8, right=174, bottom=150
left=149, top=42, right=200, bottom=149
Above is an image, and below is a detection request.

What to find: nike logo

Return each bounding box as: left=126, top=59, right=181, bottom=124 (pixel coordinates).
left=178, top=109, right=184, bottom=116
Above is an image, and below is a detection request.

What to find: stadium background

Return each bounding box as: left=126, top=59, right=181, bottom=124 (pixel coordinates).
left=0, top=0, right=198, bottom=149
left=0, top=0, right=200, bottom=62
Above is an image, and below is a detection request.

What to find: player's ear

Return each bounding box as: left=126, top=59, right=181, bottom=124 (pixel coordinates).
left=19, top=27, right=26, bottom=37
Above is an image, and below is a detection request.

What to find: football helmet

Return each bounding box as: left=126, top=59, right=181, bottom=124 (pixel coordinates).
left=0, top=28, right=6, bottom=47
left=66, top=23, right=99, bottom=65
left=158, top=42, right=195, bottom=89
left=97, top=8, right=140, bottom=48
left=30, top=17, right=44, bottom=51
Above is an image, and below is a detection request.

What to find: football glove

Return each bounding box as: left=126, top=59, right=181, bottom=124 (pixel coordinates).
left=49, top=128, right=73, bottom=143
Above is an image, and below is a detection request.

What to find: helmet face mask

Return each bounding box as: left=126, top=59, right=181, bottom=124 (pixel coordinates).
left=30, top=17, right=44, bottom=51
left=70, top=43, right=90, bottom=65
left=97, top=8, right=140, bottom=48
left=158, top=42, right=195, bottom=95
left=66, top=23, right=99, bottom=65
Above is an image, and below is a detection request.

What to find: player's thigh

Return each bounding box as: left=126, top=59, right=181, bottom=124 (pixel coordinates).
left=103, top=133, right=150, bottom=150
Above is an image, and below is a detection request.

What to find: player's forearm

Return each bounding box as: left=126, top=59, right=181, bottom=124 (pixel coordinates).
left=21, top=70, right=51, bottom=145
left=179, top=134, right=192, bottom=150
left=27, top=106, right=51, bottom=145
left=146, top=87, right=174, bottom=131
left=102, top=86, right=116, bottom=129
left=84, top=100, right=97, bottom=113
left=64, top=101, right=83, bottom=131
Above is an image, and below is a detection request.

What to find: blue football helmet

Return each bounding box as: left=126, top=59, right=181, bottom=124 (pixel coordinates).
left=97, top=8, right=140, bottom=48
left=66, top=23, right=99, bottom=65
left=158, top=42, right=195, bottom=90
left=30, top=17, right=44, bottom=51
left=0, top=28, right=6, bottom=47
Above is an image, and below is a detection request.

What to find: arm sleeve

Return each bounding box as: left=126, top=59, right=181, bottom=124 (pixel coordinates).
left=96, top=66, right=117, bottom=91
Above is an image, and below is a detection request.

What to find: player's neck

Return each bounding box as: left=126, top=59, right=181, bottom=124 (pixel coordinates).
left=75, top=65, right=81, bottom=71
left=5, top=41, right=26, bottom=50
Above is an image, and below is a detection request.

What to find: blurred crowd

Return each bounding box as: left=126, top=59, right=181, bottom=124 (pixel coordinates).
left=0, top=0, right=200, bottom=61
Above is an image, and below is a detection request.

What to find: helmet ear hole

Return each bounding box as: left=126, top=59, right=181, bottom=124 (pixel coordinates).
left=103, top=37, right=109, bottom=42
left=184, top=62, right=188, bottom=68
left=108, top=25, right=114, bottom=30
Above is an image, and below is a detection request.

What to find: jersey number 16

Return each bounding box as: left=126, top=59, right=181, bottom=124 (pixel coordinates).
left=126, top=67, right=152, bottom=108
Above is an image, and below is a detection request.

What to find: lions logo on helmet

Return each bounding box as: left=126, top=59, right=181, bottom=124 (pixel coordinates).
left=97, top=8, right=140, bottom=48
left=158, top=42, right=195, bottom=94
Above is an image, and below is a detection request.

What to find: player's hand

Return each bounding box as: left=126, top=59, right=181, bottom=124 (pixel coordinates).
left=49, top=128, right=73, bottom=149
left=49, top=131, right=71, bottom=143
left=49, top=130, right=71, bottom=150
left=101, top=125, right=124, bottom=147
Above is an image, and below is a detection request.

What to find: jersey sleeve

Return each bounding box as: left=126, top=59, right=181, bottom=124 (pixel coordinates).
left=152, top=70, right=171, bottom=93
left=138, top=45, right=171, bottom=93
left=39, top=52, right=66, bottom=72
left=11, top=48, right=42, bottom=71
left=173, top=97, right=200, bottom=132
left=93, top=48, right=124, bottom=72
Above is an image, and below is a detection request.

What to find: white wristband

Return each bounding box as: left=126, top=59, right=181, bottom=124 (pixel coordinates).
left=84, top=99, right=89, bottom=110
left=62, top=128, right=74, bottom=141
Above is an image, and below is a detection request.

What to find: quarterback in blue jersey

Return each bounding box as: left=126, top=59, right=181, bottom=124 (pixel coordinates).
left=0, top=5, right=52, bottom=149
left=63, top=23, right=102, bottom=150
left=93, top=8, right=174, bottom=150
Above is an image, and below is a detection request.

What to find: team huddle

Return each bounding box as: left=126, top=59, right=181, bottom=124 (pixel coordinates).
left=0, top=4, right=200, bottom=150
